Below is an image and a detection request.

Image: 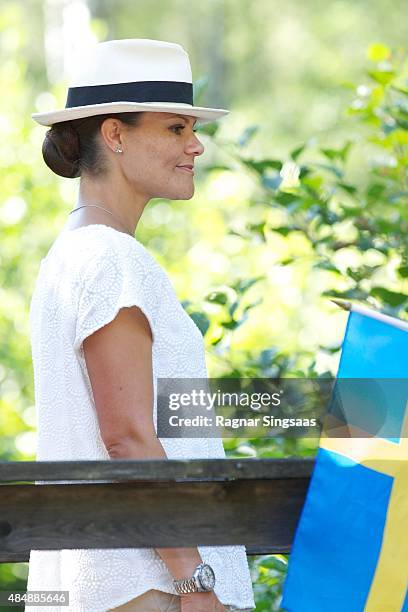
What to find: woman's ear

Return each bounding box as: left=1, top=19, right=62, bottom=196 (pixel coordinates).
left=100, top=117, right=124, bottom=154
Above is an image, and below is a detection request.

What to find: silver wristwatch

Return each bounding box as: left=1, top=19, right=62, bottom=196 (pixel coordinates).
left=173, top=563, right=216, bottom=594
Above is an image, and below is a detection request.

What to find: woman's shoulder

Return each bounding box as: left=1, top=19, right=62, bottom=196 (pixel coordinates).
left=56, top=224, right=147, bottom=253
left=46, top=224, right=161, bottom=273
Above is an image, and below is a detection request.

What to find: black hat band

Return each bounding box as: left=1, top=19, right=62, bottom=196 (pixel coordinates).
left=65, top=80, right=194, bottom=108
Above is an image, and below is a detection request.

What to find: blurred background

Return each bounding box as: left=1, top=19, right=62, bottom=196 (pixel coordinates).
left=1, top=0, right=407, bottom=608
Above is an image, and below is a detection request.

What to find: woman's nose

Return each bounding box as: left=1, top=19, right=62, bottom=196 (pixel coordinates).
left=186, top=134, right=205, bottom=156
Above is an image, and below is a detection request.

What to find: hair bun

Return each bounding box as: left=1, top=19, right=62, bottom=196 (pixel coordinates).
left=42, top=121, right=81, bottom=178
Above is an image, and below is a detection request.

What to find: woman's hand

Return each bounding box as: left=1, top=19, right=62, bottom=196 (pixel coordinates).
left=180, top=590, right=227, bottom=611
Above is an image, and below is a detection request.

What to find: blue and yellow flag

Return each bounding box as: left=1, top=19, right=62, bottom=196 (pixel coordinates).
left=281, top=302, right=408, bottom=612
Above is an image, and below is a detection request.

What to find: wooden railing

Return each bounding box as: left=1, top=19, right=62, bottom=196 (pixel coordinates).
left=0, top=458, right=313, bottom=563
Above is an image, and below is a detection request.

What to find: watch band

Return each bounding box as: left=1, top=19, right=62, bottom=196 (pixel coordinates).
left=173, top=576, right=199, bottom=594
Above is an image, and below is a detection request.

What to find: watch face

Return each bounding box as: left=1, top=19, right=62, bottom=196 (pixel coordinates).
left=198, top=564, right=215, bottom=590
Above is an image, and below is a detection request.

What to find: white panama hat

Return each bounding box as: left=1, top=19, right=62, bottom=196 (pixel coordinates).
left=31, top=38, right=230, bottom=127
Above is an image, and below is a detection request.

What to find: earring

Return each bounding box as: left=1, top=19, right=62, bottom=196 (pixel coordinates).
left=115, top=145, right=123, bottom=153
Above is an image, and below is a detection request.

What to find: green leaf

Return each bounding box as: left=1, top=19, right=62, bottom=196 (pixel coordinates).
left=221, top=318, right=240, bottom=330
left=397, top=265, right=408, bottom=278
left=320, top=148, right=340, bottom=161
left=242, top=297, right=263, bottom=312
left=279, top=257, right=295, bottom=265
left=228, top=300, right=239, bottom=317
left=322, top=288, right=369, bottom=300
left=376, top=219, right=400, bottom=233
left=367, top=183, right=386, bottom=199
left=314, top=261, right=343, bottom=274
left=189, top=312, right=210, bottom=336
left=272, top=227, right=293, bottom=237
left=319, top=344, right=342, bottom=354
left=204, top=164, right=232, bottom=173
left=243, top=159, right=282, bottom=174
left=274, top=192, right=299, bottom=206
left=205, top=291, right=228, bottom=305
left=337, top=182, right=357, bottom=194
left=259, top=556, right=288, bottom=571
left=290, top=144, right=306, bottom=161
left=233, top=276, right=265, bottom=294
left=340, top=205, right=363, bottom=218
left=247, top=222, right=267, bottom=240
left=367, top=69, right=395, bottom=86
left=210, top=336, right=224, bottom=346
left=320, top=142, right=352, bottom=163
left=370, top=287, right=408, bottom=306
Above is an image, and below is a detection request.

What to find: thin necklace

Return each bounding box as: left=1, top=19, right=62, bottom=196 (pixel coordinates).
left=68, top=204, right=134, bottom=237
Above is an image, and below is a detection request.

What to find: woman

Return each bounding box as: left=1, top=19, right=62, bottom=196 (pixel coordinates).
left=27, top=39, right=256, bottom=612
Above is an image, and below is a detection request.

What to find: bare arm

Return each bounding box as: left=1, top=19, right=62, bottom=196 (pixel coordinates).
left=82, top=305, right=203, bottom=579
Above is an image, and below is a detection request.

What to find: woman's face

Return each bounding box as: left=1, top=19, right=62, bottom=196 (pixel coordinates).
left=113, top=111, right=205, bottom=201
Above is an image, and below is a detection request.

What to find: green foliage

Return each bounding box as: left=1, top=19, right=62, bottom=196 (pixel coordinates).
left=251, top=555, right=288, bottom=611
left=183, top=43, right=407, bottom=609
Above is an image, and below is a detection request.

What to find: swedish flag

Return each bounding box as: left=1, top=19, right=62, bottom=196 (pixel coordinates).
left=281, top=302, right=408, bottom=611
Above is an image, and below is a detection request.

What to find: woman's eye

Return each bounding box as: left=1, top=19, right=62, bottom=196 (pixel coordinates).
left=171, top=125, right=198, bottom=134
left=171, top=125, right=185, bottom=134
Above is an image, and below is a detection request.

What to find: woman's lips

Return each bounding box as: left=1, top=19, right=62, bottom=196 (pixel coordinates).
left=176, top=166, right=194, bottom=174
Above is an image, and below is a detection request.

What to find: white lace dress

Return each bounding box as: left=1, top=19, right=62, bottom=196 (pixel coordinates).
left=26, top=225, right=256, bottom=612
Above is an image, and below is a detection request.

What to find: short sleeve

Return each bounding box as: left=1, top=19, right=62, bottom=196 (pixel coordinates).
left=73, top=235, right=162, bottom=355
